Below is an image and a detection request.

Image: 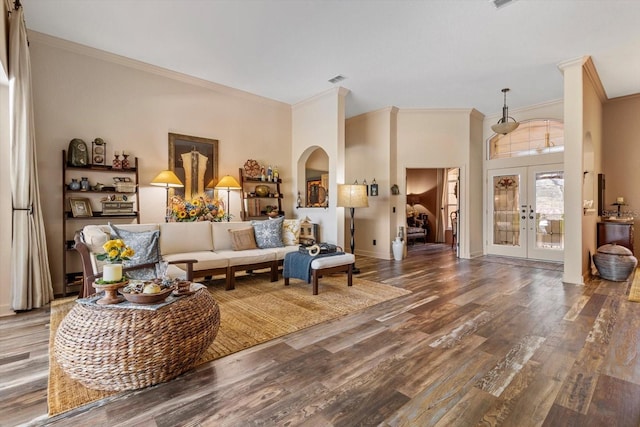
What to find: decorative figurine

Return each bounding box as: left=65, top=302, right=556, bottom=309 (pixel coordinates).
left=67, top=138, right=89, bottom=167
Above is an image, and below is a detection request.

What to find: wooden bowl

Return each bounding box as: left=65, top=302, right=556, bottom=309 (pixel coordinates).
left=120, top=287, right=173, bottom=304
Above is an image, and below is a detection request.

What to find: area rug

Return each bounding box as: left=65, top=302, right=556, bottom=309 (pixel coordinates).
left=48, top=274, right=411, bottom=416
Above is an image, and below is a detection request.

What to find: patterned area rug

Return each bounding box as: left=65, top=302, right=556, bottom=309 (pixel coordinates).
left=48, top=274, right=411, bottom=416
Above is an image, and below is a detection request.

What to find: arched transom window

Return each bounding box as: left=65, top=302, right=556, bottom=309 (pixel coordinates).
left=488, top=119, right=564, bottom=160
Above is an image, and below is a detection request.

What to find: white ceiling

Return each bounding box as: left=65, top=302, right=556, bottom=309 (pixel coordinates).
left=20, top=0, right=640, bottom=118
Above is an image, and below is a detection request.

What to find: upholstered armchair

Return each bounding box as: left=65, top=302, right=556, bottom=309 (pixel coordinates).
left=406, top=212, right=428, bottom=244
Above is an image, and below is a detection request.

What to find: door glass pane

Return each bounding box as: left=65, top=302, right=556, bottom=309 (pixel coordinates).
left=493, top=175, right=520, bottom=246
left=535, top=171, right=564, bottom=249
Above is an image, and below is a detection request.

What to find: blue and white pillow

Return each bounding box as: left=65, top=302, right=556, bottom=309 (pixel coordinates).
left=251, top=216, right=284, bottom=248
left=109, top=223, right=160, bottom=279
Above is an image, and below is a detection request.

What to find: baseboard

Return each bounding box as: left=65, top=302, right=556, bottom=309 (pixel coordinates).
left=0, top=304, right=15, bottom=317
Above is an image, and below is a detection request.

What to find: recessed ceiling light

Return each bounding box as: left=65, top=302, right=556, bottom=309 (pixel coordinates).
left=328, top=75, right=346, bottom=84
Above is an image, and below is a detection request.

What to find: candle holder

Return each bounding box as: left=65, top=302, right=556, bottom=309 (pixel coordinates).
left=121, top=153, right=130, bottom=169
left=112, top=152, right=122, bottom=169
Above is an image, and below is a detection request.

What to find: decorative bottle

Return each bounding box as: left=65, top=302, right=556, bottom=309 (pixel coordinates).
left=267, top=165, right=273, bottom=181
left=80, top=177, right=90, bottom=191
left=273, top=166, right=279, bottom=181
left=68, top=178, right=81, bottom=191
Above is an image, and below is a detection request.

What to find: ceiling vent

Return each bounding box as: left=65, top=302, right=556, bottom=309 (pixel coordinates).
left=328, top=75, right=346, bottom=84
left=491, top=0, right=516, bottom=9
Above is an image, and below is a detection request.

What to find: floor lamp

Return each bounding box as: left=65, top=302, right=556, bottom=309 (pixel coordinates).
left=215, top=175, right=241, bottom=222
left=337, top=184, right=369, bottom=274
left=150, top=170, right=184, bottom=222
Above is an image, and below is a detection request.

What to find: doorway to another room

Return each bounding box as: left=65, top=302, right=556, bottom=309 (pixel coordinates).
left=406, top=167, right=460, bottom=255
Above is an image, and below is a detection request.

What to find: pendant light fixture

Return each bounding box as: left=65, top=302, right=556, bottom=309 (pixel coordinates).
left=491, top=88, right=519, bottom=135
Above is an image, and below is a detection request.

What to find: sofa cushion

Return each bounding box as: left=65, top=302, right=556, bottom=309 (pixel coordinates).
left=110, top=223, right=160, bottom=280
left=252, top=217, right=284, bottom=249
left=215, top=249, right=277, bottom=266
left=162, top=251, right=229, bottom=272
left=271, top=245, right=300, bottom=260
left=159, top=222, right=213, bottom=255
left=282, top=219, right=301, bottom=246
left=228, top=227, right=258, bottom=251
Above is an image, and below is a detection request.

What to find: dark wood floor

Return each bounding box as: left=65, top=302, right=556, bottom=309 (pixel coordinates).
left=2, top=244, right=640, bottom=426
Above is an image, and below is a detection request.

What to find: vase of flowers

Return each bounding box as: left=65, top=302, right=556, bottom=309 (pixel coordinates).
left=94, top=239, right=135, bottom=304
left=169, top=195, right=228, bottom=222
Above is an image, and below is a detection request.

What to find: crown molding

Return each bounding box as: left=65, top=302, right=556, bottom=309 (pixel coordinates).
left=27, top=30, right=290, bottom=109
left=583, top=57, right=607, bottom=103
left=291, top=86, right=350, bottom=111
left=346, top=106, right=400, bottom=122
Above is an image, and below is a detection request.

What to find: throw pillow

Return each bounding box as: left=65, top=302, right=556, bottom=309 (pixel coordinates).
left=251, top=216, right=285, bottom=249
left=282, top=219, right=301, bottom=246
left=229, top=228, right=258, bottom=251
left=109, top=223, right=160, bottom=280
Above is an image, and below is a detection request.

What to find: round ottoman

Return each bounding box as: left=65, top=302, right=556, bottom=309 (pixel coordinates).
left=54, top=289, right=220, bottom=391
left=593, top=244, right=637, bottom=281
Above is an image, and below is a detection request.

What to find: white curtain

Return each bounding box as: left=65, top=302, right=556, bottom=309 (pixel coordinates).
left=10, top=5, right=53, bottom=310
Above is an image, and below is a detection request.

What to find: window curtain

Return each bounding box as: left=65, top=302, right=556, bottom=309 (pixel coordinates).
left=10, top=5, right=53, bottom=310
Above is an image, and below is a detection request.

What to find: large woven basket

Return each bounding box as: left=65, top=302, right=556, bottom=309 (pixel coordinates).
left=593, top=244, right=637, bottom=281
left=53, top=289, right=220, bottom=391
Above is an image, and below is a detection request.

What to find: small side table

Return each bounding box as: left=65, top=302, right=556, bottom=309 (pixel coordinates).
left=54, top=289, right=220, bottom=391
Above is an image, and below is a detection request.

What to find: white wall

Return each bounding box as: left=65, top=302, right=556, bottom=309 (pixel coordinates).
left=582, top=64, right=604, bottom=270
left=345, top=107, right=398, bottom=259
left=27, top=32, right=292, bottom=295
left=292, top=87, right=348, bottom=246
left=396, top=109, right=483, bottom=259
left=559, top=57, right=588, bottom=285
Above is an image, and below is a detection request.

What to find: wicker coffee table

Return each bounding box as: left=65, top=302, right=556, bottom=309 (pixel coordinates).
left=53, top=289, right=220, bottom=391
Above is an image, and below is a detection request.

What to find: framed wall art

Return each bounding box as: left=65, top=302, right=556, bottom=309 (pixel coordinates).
left=69, top=197, right=93, bottom=217
left=169, top=133, right=219, bottom=200
left=370, top=180, right=379, bottom=196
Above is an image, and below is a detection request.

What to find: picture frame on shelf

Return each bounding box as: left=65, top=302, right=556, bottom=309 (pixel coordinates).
left=306, top=179, right=323, bottom=207
left=69, top=197, right=93, bottom=218
left=169, top=133, right=219, bottom=200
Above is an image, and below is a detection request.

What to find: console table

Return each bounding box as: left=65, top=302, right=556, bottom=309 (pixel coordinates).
left=53, top=289, right=220, bottom=391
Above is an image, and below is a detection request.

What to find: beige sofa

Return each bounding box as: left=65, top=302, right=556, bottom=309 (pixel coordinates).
left=77, top=220, right=300, bottom=297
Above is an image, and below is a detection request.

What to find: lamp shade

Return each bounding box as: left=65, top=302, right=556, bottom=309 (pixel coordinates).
left=337, top=184, right=369, bottom=208
left=491, top=120, right=519, bottom=135
left=150, top=170, right=184, bottom=188
left=215, top=175, right=241, bottom=190
left=206, top=178, right=219, bottom=189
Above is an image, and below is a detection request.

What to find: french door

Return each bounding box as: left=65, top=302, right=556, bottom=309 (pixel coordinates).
left=487, top=164, right=564, bottom=261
